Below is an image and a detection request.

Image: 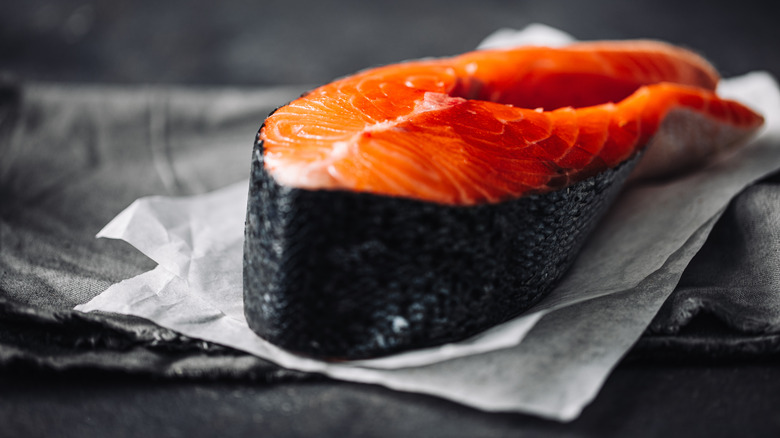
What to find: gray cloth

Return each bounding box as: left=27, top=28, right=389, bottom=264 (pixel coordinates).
left=652, top=181, right=780, bottom=335
left=1, top=79, right=779, bottom=376
left=641, top=176, right=780, bottom=359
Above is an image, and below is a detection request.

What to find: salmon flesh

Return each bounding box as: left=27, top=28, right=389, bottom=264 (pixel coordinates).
left=244, top=41, right=764, bottom=359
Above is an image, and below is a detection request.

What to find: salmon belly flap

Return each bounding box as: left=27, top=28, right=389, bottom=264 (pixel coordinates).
left=244, top=41, right=764, bottom=359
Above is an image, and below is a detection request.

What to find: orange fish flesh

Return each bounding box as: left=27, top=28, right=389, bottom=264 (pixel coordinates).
left=244, top=41, right=764, bottom=359
left=261, top=41, right=763, bottom=205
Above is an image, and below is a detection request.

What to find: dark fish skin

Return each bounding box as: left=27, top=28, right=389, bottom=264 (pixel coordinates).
left=244, top=134, right=641, bottom=360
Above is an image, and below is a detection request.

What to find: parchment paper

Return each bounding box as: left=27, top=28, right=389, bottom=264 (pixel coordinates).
left=75, top=25, right=780, bottom=421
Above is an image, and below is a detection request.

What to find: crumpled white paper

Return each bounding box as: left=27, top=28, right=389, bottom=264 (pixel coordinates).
left=75, top=25, right=780, bottom=421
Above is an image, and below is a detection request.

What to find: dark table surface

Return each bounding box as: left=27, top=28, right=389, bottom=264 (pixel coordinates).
left=2, top=1, right=780, bottom=437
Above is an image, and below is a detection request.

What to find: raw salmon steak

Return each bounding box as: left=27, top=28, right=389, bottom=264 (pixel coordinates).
left=244, top=41, right=763, bottom=359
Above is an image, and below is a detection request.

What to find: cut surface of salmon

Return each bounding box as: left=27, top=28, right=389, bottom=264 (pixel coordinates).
left=245, top=41, right=766, bottom=359
left=260, top=41, right=764, bottom=205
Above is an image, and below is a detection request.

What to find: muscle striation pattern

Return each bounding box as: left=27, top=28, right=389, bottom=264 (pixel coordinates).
left=261, top=41, right=763, bottom=205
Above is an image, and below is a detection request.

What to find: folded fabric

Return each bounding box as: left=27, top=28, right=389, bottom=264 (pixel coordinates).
left=651, top=177, right=780, bottom=336
left=1, top=76, right=779, bottom=414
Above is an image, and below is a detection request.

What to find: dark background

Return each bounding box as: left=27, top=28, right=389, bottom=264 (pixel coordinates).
left=2, top=1, right=780, bottom=437
left=2, top=0, right=778, bottom=86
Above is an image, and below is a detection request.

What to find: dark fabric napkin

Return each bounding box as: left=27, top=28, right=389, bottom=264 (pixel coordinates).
left=1, top=79, right=779, bottom=378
